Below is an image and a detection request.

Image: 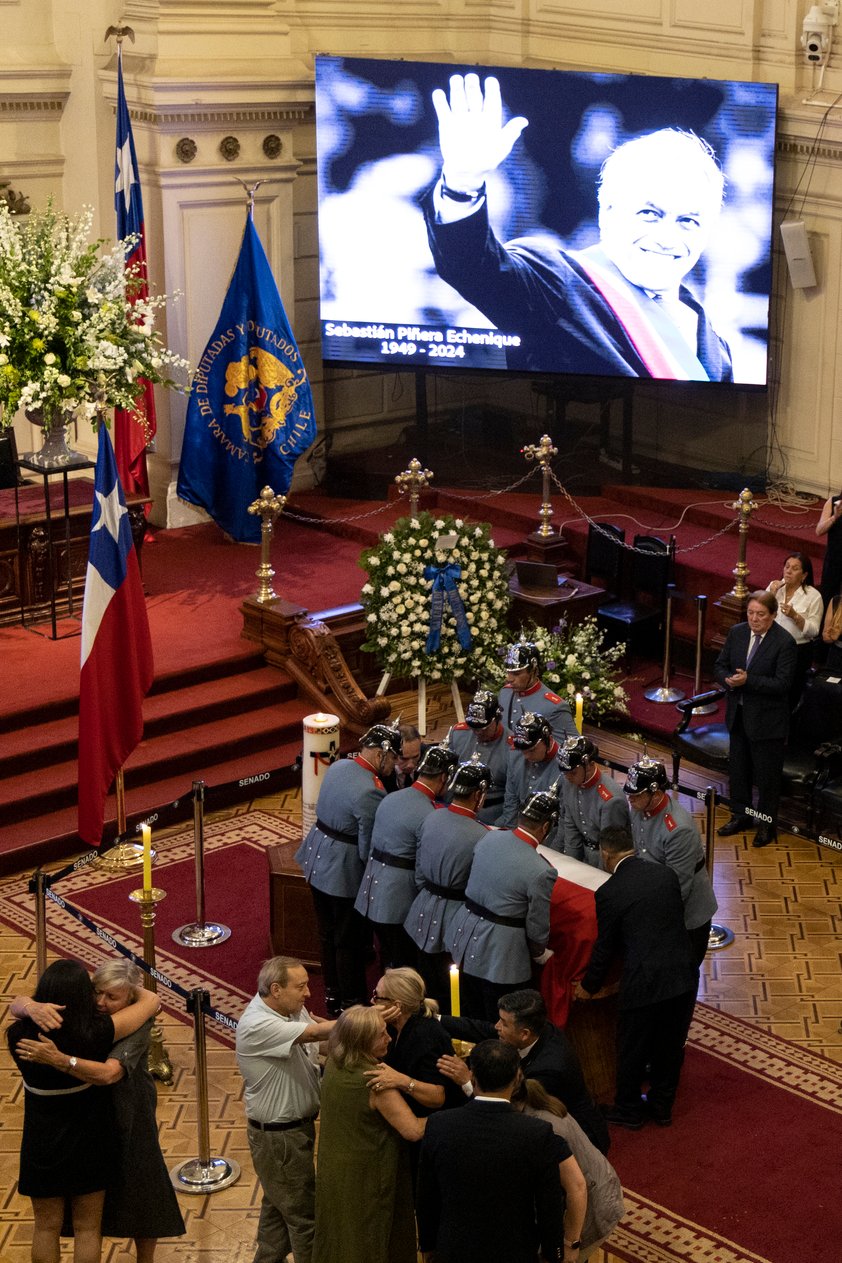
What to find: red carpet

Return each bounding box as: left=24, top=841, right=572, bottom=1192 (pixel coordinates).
left=607, top=1004, right=842, bottom=1261
left=1, top=811, right=841, bottom=1259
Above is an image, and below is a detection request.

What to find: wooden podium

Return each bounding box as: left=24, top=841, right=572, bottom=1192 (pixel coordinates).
left=267, top=841, right=321, bottom=967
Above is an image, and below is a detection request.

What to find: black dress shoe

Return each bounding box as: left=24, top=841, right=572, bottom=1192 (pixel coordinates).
left=601, top=1105, right=646, bottom=1131
left=717, top=816, right=750, bottom=837
left=644, top=1099, right=673, bottom=1127
left=752, top=826, right=777, bottom=848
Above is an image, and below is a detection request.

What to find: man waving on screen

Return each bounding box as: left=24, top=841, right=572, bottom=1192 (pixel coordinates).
left=423, top=72, right=733, bottom=381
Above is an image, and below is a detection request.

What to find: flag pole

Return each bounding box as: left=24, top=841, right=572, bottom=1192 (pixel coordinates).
left=97, top=766, right=158, bottom=871
left=233, top=177, right=269, bottom=220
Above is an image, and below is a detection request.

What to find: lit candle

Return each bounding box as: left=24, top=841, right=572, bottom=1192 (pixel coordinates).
left=142, top=824, right=152, bottom=894
left=575, top=692, right=584, bottom=733
left=449, top=964, right=460, bottom=1017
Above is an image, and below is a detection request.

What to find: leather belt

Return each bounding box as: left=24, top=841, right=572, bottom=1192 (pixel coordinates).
left=371, top=847, right=414, bottom=870
left=694, top=856, right=706, bottom=874
left=316, top=819, right=357, bottom=845
left=464, top=897, right=525, bottom=929
left=424, top=879, right=467, bottom=900
left=248, top=1116, right=317, bottom=1132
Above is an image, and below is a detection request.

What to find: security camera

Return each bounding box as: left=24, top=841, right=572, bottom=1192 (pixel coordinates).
left=802, top=3, right=839, bottom=65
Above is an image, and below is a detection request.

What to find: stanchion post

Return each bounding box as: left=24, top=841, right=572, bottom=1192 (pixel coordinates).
left=170, top=989, right=240, bottom=1194
left=691, top=595, right=718, bottom=715
left=644, top=585, right=685, bottom=703
left=32, top=869, right=48, bottom=979
left=129, top=883, right=174, bottom=1082
left=172, top=780, right=231, bottom=948
left=703, top=784, right=734, bottom=950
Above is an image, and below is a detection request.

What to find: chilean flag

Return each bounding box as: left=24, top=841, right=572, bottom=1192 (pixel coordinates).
left=78, top=426, right=154, bottom=846
left=114, top=43, right=156, bottom=502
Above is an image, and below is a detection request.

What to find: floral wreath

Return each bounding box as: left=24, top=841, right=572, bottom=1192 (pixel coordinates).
left=359, top=511, right=511, bottom=684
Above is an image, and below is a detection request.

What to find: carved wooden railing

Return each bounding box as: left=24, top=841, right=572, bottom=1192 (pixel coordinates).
left=241, top=597, right=390, bottom=735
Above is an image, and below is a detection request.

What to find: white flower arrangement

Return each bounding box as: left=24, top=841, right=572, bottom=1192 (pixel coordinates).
left=359, top=510, right=511, bottom=683
left=490, top=617, right=629, bottom=720
left=0, top=201, right=189, bottom=425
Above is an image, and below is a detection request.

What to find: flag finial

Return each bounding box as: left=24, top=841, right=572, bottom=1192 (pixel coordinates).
left=104, top=24, right=135, bottom=46
left=233, top=178, right=270, bottom=220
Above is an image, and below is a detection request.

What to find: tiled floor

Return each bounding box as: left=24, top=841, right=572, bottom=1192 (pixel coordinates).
left=1, top=760, right=840, bottom=1263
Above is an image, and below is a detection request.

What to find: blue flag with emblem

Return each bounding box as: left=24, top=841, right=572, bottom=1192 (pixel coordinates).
left=177, top=215, right=316, bottom=542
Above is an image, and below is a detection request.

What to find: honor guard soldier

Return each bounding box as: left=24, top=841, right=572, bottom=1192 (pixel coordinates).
left=448, top=689, right=508, bottom=822
left=355, top=741, right=458, bottom=972
left=500, top=713, right=562, bottom=833
left=558, top=735, right=627, bottom=868
left=406, top=755, right=492, bottom=1012
left=447, top=783, right=560, bottom=1020
left=295, top=721, right=401, bottom=1014
left=624, top=756, right=718, bottom=968
left=498, top=637, right=578, bottom=743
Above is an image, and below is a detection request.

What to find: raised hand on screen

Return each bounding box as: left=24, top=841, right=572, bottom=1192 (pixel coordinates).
left=432, top=73, right=528, bottom=193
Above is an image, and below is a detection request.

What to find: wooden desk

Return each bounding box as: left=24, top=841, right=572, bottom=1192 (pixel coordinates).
left=266, top=840, right=321, bottom=967
left=508, top=576, right=605, bottom=631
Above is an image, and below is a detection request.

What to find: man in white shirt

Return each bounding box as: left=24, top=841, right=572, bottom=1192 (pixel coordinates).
left=235, top=957, right=335, bottom=1263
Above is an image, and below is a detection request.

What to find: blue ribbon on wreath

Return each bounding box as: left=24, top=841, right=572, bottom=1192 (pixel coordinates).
left=424, top=562, right=473, bottom=654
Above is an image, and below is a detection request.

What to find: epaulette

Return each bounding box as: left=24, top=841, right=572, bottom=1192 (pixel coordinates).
left=453, top=721, right=469, bottom=730
left=544, top=691, right=562, bottom=703
left=507, top=734, right=516, bottom=747
left=373, top=775, right=385, bottom=791
left=597, top=783, right=612, bottom=801
left=664, top=812, right=677, bottom=832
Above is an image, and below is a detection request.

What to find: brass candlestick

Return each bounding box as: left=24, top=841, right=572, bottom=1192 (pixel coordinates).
left=728, top=487, right=757, bottom=600
left=522, top=434, right=558, bottom=537
left=129, top=885, right=173, bottom=1083
left=247, top=485, right=287, bottom=603
left=395, top=458, right=433, bottom=518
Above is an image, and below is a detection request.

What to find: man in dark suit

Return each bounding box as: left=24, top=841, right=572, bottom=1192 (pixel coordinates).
left=417, top=1040, right=577, bottom=1263
left=437, top=988, right=609, bottom=1153
left=574, top=827, right=699, bottom=1130
left=714, top=590, right=797, bottom=847
left=381, top=723, right=424, bottom=793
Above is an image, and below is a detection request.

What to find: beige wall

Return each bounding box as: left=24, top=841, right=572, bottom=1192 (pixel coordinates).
left=2, top=0, right=841, bottom=517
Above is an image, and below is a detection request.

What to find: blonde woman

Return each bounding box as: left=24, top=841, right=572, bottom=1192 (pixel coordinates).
left=15, top=960, right=184, bottom=1263
left=366, top=967, right=463, bottom=1115
left=313, top=1005, right=424, bottom=1263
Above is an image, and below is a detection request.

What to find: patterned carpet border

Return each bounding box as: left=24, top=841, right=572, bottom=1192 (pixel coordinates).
left=687, top=1003, right=842, bottom=1113
left=0, top=810, right=299, bottom=1047
left=608, top=1193, right=772, bottom=1263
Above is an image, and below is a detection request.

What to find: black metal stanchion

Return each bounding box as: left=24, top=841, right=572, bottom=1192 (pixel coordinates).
left=703, top=785, right=734, bottom=949
left=31, top=869, right=48, bottom=979
left=691, top=595, right=718, bottom=714
left=170, top=989, right=240, bottom=1194
left=645, top=584, right=685, bottom=703
left=172, top=780, right=231, bottom=947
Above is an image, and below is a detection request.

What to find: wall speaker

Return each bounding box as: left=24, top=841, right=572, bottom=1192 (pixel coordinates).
left=780, top=221, right=817, bottom=289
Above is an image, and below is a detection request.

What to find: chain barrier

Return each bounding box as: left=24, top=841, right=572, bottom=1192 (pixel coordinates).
left=547, top=468, right=738, bottom=556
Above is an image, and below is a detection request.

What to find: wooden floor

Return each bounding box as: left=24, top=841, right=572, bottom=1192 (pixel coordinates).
left=1, top=727, right=840, bottom=1263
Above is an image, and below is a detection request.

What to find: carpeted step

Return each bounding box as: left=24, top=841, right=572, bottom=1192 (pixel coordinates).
left=0, top=665, right=299, bottom=779
left=0, top=747, right=305, bottom=876
left=0, top=697, right=313, bottom=826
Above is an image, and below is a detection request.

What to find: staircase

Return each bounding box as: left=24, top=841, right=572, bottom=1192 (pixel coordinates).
left=0, top=646, right=311, bottom=875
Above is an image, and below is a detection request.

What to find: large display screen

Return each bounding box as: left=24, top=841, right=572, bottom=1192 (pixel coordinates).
left=315, top=56, right=778, bottom=387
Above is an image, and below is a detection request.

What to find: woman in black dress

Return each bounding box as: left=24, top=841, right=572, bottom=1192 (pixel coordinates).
left=16, top=960, right=185, bottom=1263
left=8, top=959, right=157, bottom=1263
left=365, top=967, right=464, bottom=1115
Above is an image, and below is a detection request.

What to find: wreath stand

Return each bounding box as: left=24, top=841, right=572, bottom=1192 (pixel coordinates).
left=375, top=672, right=465, bottom=737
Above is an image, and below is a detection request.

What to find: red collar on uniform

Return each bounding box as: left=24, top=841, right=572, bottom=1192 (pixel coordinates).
left=354, top=754, right=378, bottom=775
left=513, top=826, right=540, bottom=849
left=582, top=765, right=601, bottom=790
left=543, top=740, right=559, bottom=763
left=643, top=792, right=670, bottom=820
left=412, top=780, right=436, bottom=801
left=479, top=724, right=504, bottom=746
left=517, top=680, right=542, bottom=698
left=448, top=804, right=477, bottom=819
